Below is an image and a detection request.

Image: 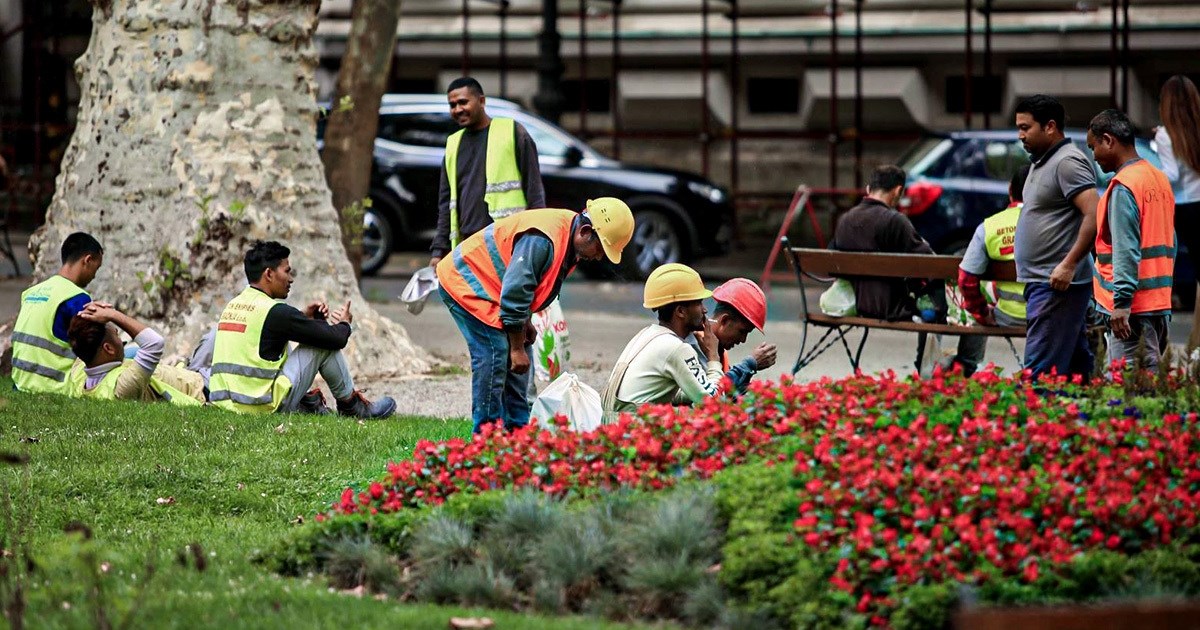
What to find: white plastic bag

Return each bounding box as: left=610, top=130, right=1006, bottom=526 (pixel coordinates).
left=400, top=266, right=439, bottom=315
left=530, top=373, right=602, bottom=433
left=819, top=279, right=857, bottom=317
left=531, top=298, right=571, bottom=383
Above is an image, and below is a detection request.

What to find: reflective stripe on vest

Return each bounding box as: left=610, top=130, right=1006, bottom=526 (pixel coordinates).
left=436, top=209, right=577, bottom=329
left=209, top=287, right=292, bottom=413
left=981, top=204, right=1027, bottom=321
left=11, top=275, right=89, bottom=394
left=444, top=117, right=528, bottom=248
left=68, top=360, right=201, bottom=406
left=1093, top=160, right=1176, bottom=315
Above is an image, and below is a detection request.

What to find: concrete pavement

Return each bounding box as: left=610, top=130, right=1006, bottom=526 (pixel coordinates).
left=1, top=240, right=1194, bottom=421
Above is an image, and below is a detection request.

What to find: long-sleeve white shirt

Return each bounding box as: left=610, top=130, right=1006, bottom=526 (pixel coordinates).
left=1155, top=126, right=1200, bottom=203
left=611, top=324, right=723, bottom=413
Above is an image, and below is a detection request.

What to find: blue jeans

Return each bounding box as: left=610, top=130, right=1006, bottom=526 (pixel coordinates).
left=1023, top=282, right=1094, bottom=381
left=441, top=287, right=533, bottom=432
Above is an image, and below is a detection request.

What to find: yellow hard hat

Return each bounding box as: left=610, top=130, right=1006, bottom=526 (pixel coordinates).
left=585, top=198, right=635, bottom=264
left=643, top=263, right=713, bottom=309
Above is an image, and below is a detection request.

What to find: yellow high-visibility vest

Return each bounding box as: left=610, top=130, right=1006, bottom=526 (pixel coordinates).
left=68, top=360, right=203, bottom=406
left=208, top=287, right=292, bottom=414
left=12, top=275, right=89, bottom=394
left=444, top=117, right=528, bottom=247
left=982, top=204, right=1027, bottom=321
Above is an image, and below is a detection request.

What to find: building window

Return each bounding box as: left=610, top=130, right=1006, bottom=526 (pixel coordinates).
left=562, top=79, right=612, bottom=113
left=747, top=77, right=801, bottom=114
left=945, top=76, right=1003, bottom=114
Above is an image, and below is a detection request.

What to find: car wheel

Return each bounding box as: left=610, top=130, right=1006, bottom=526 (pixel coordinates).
left=360, top=207, right=393, bottom=276
left=619, top=209, right=684, bottom=280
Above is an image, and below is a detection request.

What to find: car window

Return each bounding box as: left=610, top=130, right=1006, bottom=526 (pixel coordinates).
left=377, top=113, right=457, bottom=148
left=516, top=115, right=573, bottom=158
left=943, top=139, right=989, bottom=178
left=983, top=140, right=1030, bottom=182
left=898, top=137, right=952, bottom=177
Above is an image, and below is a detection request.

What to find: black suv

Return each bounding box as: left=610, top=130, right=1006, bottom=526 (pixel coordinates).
left=897, top=130, right=1194, bottom=304
left=324, top=95, right=735, bottom=278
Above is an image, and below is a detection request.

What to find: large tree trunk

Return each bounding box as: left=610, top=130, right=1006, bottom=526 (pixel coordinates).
left=27, top=0, right=430, bottom=378
left=321, top=0, right=401, bottom=279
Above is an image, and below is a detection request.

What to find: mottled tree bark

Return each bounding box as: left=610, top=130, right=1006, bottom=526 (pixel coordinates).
left=322, top=0, right=401, bottom=278
left=26, top=0, right=430, bottom=377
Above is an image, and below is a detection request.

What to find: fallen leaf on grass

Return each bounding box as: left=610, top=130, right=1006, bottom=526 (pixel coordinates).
left=274, top=423, right=287, bottom=434
left=237, top=483, right=245, bottom=491
left=156, top=496, right=176, bottom=506
left=449, top=618, right=495, bottom=629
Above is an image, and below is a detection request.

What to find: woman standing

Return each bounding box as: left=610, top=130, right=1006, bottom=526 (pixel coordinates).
left=1156, top=75, right=1200, bottom=347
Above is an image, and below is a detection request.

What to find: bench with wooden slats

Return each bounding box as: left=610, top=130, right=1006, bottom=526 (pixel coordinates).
left=781, top=237, right=1025, bottom=374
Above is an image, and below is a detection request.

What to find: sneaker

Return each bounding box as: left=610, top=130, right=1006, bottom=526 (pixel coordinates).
left=336, top=390, right=396, bottom=419
left=298, top=388, right=332, bottom=415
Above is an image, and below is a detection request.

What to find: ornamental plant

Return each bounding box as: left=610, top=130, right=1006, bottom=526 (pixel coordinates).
left=313, top=364, right=1200, bottom=626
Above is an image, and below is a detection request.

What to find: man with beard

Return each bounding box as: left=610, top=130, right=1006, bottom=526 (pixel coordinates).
left=208, top=240, right=396, bottom=417
left=602, top=264, right=725, bottom=423
left=1013, top=94, right=1100, bottom=379
left=429, top=77, right=545, bottom=266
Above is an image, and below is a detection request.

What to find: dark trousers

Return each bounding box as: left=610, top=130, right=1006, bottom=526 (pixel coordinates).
left=1023, top=282, right=1094, bottom=381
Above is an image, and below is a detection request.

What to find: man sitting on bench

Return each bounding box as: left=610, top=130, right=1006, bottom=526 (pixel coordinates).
left=832, top=165, right=947, bottom=323
left=941, top=166, right=1030, bottom=376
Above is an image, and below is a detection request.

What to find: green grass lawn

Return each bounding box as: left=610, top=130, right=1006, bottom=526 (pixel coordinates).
left=0, top=379, right=642, bottom=629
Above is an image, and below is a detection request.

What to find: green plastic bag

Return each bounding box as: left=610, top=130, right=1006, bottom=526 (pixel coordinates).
left=819, top=279, right=857, bottom=317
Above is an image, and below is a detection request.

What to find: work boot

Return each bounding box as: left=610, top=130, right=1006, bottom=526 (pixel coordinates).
left=336, top=390, right=396, bottom=419
left=298, top=388, right=332, bottom=415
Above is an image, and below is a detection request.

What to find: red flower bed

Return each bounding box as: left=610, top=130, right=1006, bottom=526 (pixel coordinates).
left=323, top=368, right=1200, bottom=622
left=788, top=382, right=1200, bottom=622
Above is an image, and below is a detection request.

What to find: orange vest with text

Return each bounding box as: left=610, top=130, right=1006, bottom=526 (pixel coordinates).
left=436, top=209, right=577, bottom=328
left=1093, top=159, right=1175, bottom=315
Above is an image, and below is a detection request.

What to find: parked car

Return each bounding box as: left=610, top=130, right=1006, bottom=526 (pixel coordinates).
left=318, top=95, right=735, bottom=278
left=896, top=129, right=1194, bottom=306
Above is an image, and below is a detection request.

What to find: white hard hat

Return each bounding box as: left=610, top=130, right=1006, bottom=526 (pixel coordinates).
left=400, top=266, right=439, bottom=315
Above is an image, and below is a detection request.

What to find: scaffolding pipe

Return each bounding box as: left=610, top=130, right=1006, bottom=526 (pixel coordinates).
left=1110, top=0, right=1118, bottom=108
left=611, top=0, right=622, bottom=159
left=499, top=0, right=508, bottom=97
left=1121, top=0, right=1130, bottom=112
left=701, top=0, right=710, bottom=178
left=984, top=0, right=992, bottom=129
left=579, top=0, right=589, bottom=139
left=854, top=0, right=863, bottom=190
left=461, top=0, right=470, bottom=75
left=729, top=0, right=739, bottom=197
left=964, top=0, right=972, bottom=128
left=829, top=0, right=839, bottom=191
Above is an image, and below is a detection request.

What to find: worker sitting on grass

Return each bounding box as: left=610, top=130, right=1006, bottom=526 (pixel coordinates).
left=207, top=240, right=396, bottom=418
left=686, top=278, right=777, bottom=394
left=11, top=232, right=104, bottom=395
left=602, top=264, right=725, bottom=423
left=66, top=304, right=206, bottom=405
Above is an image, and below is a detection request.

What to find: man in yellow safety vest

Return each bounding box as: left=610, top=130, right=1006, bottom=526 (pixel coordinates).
left=11, top=232, right=104, bottom=394
left=208, top=240, right=395, bottom=417
left=429, top=77, right=546, bottom=267
left=66, top=304, right=205, bottom=405
left=943, top=166, right=1030, bottom=376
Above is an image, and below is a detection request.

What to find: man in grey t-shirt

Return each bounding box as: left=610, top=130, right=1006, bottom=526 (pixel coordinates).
left=1012, top=95, right=1100, bottom=380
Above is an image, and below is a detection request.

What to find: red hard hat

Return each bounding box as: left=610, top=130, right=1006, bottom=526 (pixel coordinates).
left=712, top=278, right=767, bottom=331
